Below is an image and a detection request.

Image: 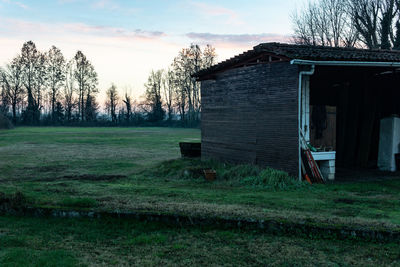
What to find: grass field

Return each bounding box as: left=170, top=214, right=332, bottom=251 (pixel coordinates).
left=0, top=127, right=400, bottom=265
left=1, top=127, right=400, bottom=229
left=1, top=215, right=399, bottom=266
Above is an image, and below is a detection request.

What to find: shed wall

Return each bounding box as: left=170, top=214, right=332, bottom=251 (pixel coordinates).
left=201, top=62, right=299, bottom=175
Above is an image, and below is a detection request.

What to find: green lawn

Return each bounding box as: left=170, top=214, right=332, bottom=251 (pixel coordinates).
left=0, top=215, right=399, bottom=266
left=1, top=127, right=400, bottom=265
left=1, top=127, right=400, bottom=232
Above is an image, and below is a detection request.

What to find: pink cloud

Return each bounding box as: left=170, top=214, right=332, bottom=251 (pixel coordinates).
left=186, top=32, right=292, bottom=49
left=0, top=18, right=166, bottom=43
left=1, top=0, right=28, bottom=9
left=0, top=17, right=182, bottom=101
left=63, top=23, right=167, bottom=42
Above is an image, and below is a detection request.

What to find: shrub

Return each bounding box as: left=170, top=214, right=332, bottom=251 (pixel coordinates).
left=0, top=113, right=13, bottom=129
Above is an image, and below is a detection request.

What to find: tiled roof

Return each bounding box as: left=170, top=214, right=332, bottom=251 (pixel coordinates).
left=194, top=43, right=400, bottom=78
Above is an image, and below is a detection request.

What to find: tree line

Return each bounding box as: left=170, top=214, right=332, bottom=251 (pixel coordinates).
left=292, top=0, right=400, bottom=50
left=0, top=41, right=99, bottom=125
left=0, top=41, right=216, bottom=127
left=105, top=44, right=216, bottom=127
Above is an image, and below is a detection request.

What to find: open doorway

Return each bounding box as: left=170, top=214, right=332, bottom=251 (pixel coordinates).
left=307, top=66, right=400, bottom=181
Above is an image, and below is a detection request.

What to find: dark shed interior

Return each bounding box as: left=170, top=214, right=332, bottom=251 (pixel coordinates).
left=310, top=66, right=400, bottom=170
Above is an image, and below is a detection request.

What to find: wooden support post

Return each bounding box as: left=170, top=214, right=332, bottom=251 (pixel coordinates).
left=357, top=74, right=377, bottom=166
left=344, top=81, right=361, bottom=167
left=336, top=83, right=349, bottom=167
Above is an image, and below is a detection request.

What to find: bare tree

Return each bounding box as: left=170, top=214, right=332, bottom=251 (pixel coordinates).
left=47, top=46, right=66, bottom=121
left=105, top=84, right=119, bottom=123
left=203, top=44, right=217, bottom=68
left=294, top=0, right=400, bottom=49
left=163, top=69, right=175, bottom=121
left=35, top=53, right=47, bottom=112
left=122, top=92, right=132, bottom=123
left=292, top=2, right=321, bottom=45
left=342, top=19, right=360, bottom=47
left=172, top=56, right=187, bottom=123
left=73, top=51, right=98, bottom=121
left=144, top=70, right=165, bottom=122
left=380, top=0, right=399, bottom=49
left=0, top=69, right=10, bottom=115
left=292, top=0, right=358, bottom=47
left=0, top=56, right=24, bottom=123
left=64, top=60, right=76, bottom=122
left=171, top=44, right=217, bottom=124
left=20, top=41, right=47, bottom=124
left=348, top=0, right=381, bottom=48
left=348, top=0, right=400, bottom=49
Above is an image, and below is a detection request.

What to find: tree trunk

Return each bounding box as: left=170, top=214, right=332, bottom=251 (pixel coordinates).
left=81, top=90, right=85, bottom=121
left=12, top=101, right=16, bottom=124
left=51, top=89, right=56, bottom=121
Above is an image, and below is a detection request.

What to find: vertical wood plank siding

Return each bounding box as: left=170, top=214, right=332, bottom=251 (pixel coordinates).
left=201, top=62, right=299, bottom=175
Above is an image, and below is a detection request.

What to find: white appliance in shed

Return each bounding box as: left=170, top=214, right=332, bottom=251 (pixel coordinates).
left=378, top=116, right=400, bottom=172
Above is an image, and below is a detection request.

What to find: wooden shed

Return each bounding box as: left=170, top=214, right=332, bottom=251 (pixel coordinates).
left=194, top=43, right=400, bottom=180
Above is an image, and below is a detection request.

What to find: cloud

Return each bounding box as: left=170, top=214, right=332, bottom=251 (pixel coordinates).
left=0, top=17, right=181, bottom=103
left=90, top=0, right=138, bottom=14
left=63, top=23, right=166, bottom=41
left=190, top=2, right=243, bottom=26
left=92, top=0, right=119, bottom=10
left=0, top=18, right=166, bottom=43
left=57, top=0, right=138, bottom=14
left=1, top=0, right=28, bottom=9
left=14, top=1, right=27, bottom=9
left=186, top=32, right=291, bottom=47
left=57, top=0, right=79, bottom=4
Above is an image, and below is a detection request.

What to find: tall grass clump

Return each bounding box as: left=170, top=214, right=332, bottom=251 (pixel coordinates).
left=241, top=168, right=302, bottom=190
left=215, top=163, right=262, bottom=181
left=149, top=158, right=306, bottom=190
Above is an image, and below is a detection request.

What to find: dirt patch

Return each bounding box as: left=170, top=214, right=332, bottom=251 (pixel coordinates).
left=47, top=188, right=78, bottom=194
left=34, top=174, right=128, bottom=182
left=26, top=165, right=68, bottom=173
left=61, top=174, right=127, bottom=181
left=334, top=198, right=356, bottom=204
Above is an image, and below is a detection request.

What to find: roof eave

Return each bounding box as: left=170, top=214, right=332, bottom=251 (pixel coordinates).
left=290, top=59, right=400, bottom=67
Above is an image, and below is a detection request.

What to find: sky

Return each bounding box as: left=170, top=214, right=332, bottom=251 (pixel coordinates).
left=0, top=0, right=304, bottom=101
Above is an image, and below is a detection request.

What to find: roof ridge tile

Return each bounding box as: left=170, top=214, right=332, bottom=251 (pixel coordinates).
left=194, top=42, right=400, bottom=79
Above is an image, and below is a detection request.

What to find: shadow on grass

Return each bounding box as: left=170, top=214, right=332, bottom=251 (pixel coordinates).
left=0, top=248, right=79, bottom=267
